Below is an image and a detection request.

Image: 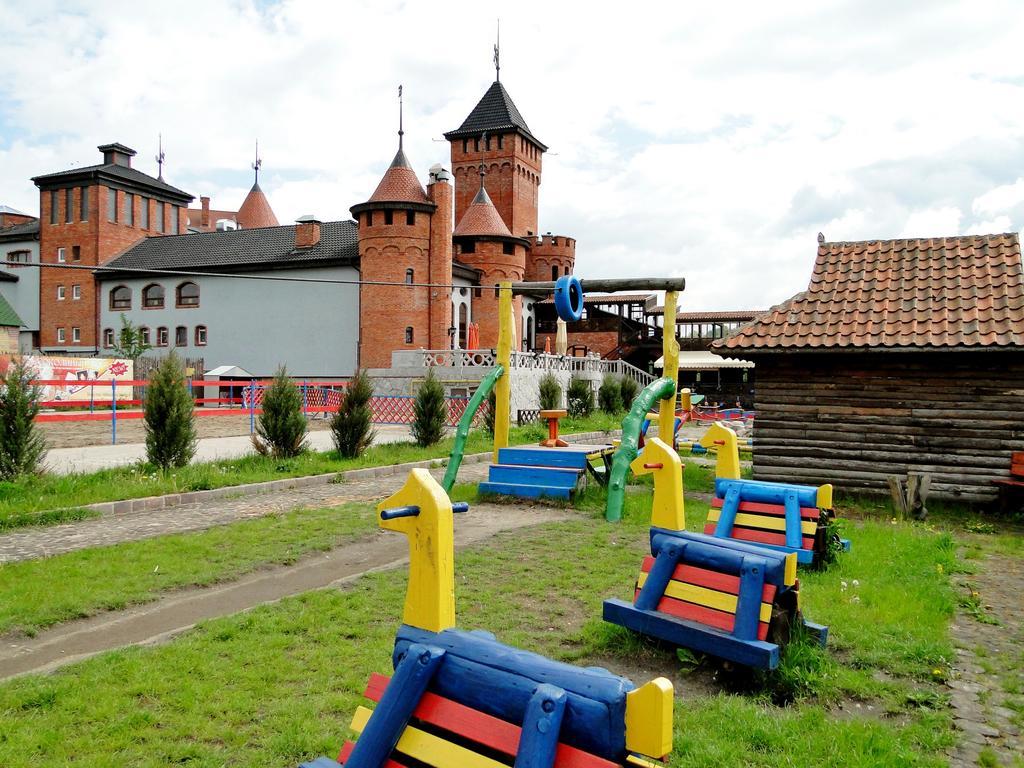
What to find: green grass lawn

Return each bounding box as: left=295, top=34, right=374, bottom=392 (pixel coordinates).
left=0, top=488, right=966, bottom=766
left=1, top=413, right=622, bottom=531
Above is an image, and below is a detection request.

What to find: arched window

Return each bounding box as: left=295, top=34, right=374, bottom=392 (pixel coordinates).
left=564, top=266, right=570, bottom=276
left=195, top=325, right=207, bottom=346
left=176, top=281, right=199, bottom=307
left=458, top=303, right=468, bottom=349
left=156, top=327, right=169, bottom=347
left=175, top=326, right=187, bottom=346
left=110, top=285, right=131, bottom=310
left=139, top=326, right=150, bottom=346
left=551, top=265, right=558, bottom=281
left=142, top=283, right=165, bottom=308
left=405, top=326, right=414, bottom=344
left=405, top=268, right=414, bottom=284
left=102, top=328, right=114, bottom=348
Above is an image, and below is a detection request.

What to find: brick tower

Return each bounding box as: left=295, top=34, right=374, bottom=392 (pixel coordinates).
left=352, top=125, right=453, bottom=369
left=32, top=143, right=193, bottom=352
left=452, top=166, right=530, bottom=349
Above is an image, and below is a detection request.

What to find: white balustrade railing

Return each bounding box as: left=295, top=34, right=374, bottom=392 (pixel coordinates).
left=409, top=349, right=657, bottom=387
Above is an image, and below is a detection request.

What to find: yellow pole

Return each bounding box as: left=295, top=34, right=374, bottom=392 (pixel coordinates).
left=659, top=290, right=679, bottom=445
left=494, top=281, right=513, bottom=462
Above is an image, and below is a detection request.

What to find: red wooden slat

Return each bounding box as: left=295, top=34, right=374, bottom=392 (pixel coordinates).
left=639, top=556, right=776, bottom=603
left=704, top=524, right=814, bottom=550
left=363, top=673, right=617, bottom=768
left=710, top=497, right=820, bottom=520
left=637, top=589, right=769, bottom=641
left=1010, top=462, right=1024, bottom=478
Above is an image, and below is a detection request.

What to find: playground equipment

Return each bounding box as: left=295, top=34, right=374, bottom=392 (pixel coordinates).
left=690, top=421, right=752, bottom=462
left=602, top=437, right=828, bottom=670
left=301, top=468, right=675, bottom=768
left=698, top=423, right=850, bottom=567
left=478, top=276, right=686, bottom=502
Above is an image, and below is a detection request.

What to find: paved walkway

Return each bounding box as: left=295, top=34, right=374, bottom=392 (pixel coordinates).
left=42, top=425, right=415, bottom=475
left=0, top=463, right=489, bottom=564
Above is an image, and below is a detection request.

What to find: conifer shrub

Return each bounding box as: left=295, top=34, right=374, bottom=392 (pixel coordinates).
left=252, top=367, right=308, bottom=458
left=411, top=368, right=447, bottom=447
left=0, top=358, right=46, bottom=480
left=619, top=375, right=640, bottom=410
left=331, top=369, right=376, bottom=458
left=144, top=353, right=197, bottom=471
left=538, top=372, right=562, bottom=411
left=567, top=377, right=594, bottom=418
left=599, top=374, right=623, bottom=414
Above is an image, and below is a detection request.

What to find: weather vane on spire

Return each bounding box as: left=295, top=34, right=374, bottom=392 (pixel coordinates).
left=252, top=140, right=262, bottom=185
left=155, top=133, right=165, bottom=181
left=493, top=19, right=500, bottom=81
left=398, top=84, right=404, bottom=150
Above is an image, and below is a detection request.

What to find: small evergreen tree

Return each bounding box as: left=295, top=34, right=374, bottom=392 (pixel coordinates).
left=411, top=368, right=447, bottom=447
left=0, top=358, right=46, bottom=480
left=253, top=366, right=308, bottom=458
left=598, top=374, right=623, bottom=414
left=331, top=369, right=376, bottom=458
left=619, top=375, right=639, bottom=410
left=567, top=377, right=594, bottom=418
left=538, top=372, right=562, bottom=411
left=483, top=388, right=497, bottom=435
left=144, top=353, right=196, bottom=470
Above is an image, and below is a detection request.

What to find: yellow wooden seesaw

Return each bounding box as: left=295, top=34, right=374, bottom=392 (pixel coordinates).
left=300, top=468, right=674, bottom=768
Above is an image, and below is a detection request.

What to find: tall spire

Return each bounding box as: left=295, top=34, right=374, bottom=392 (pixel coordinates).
left=398, top=84, right=404, bottom=150
left=493, top=19, right=500, bottom=82
left=252, top=140, right=262, bottom=185
left=155, top=133, right=165, bottom=181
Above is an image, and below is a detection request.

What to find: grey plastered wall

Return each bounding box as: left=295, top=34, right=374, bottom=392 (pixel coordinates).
left=0, top=239, right=40, bottom=334
left=98, top=265, right=359, bottom=377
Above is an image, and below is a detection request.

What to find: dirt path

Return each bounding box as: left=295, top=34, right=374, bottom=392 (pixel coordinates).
left=0, top=463, right=488, bottom=564
left=947, top=545, right=1024, bottom=767
left=0, top=502, right=574, bottom=680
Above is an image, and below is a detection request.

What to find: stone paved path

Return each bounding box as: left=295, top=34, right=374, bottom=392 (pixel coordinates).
left=947, top=547, right=1024, bottom=767
left=0, top=463, right=490, bottom=564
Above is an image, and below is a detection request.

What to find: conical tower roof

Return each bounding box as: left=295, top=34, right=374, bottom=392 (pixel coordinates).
left=236, top=182, right=279, bottom=228
left=444, top=80, right=547, bottom=151
left=454, top=183, right=512, bottom=238
left=367, top=147, right=431, bottom=204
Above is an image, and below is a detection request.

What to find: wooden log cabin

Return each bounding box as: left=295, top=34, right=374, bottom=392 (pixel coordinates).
left=714, top=233, right=1024, bottom=504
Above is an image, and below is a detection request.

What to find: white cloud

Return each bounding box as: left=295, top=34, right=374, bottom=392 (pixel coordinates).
left=2, top=0, right=1024, bottom=311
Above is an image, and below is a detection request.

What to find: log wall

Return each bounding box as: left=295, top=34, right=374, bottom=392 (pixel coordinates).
left=749, top=352, right=1024, bottom=503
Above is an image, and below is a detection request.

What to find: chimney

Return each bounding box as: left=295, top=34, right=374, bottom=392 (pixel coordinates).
left=200, top=197, right=210, bottom=228
left=295, top=215, right=321, bottom=249
left=97, top=143, right=137, bottom=168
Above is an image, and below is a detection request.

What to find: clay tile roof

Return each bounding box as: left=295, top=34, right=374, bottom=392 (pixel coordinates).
left=454, top=185, right=512, bottom=238
left=443, top=80, right=548, bottom=151
left=367, top=148, right=430, bottom=204
left=648, top=308, right=765, bottom=321
left=716, top=233, right=1024, bottom=353
left=236, top=183, right=279, bottom=228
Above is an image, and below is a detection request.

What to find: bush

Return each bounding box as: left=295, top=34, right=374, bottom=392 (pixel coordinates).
left=252, top=366, right=308, bottom=458
left=619, top=375, right=639, bottom=409
left=0, top=358, right=46, bottom=480
left=144, top=353, right=197, bottom=471
left=567, top=377, right=594, bottom=418
left=331, top=369, right=376, bottom=458
left=538, top=372, right=562, bottom=411
left=411, top=368, right=447, bottom=447
left=598, top=374, right=623, bottom=414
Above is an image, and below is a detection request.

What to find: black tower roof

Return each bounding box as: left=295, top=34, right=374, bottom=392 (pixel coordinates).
left=444, top=81, right=547, bottom=151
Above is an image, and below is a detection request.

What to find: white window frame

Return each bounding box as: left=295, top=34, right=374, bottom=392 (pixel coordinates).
left=57, top=328, right=65, bottom=343
left=57, top=247, right=66, bottom=263
left=72, top=284, right=81, bottom=300
left=72, top=327, right=81, bottom=343
left=57, top=285, right=66, bottom=300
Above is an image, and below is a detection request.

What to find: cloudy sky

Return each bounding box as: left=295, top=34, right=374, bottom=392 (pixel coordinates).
left=2, top=0, right=1024, bottom=310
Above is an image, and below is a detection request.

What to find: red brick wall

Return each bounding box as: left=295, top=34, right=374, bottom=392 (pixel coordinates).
left=357, top=209, right=434, bottom=368
left=39, top=184, right=185, bottom=350
left=535, top=329, right=620, bottom=358
left=450, top=132, right=542, bottom=238
left=528, top=234, right=576, bottom=282
left=454, top=240, right=526, bottom=349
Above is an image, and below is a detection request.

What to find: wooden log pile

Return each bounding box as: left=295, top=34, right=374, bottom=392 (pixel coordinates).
left=749, top=352, right=1024, bottom=503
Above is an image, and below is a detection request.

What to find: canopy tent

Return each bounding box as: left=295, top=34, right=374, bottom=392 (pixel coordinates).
left=654, top=350, right=754, bottom=370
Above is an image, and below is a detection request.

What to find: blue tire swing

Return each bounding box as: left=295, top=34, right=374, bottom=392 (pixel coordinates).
left=553, top=275, right=584, bottom=322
